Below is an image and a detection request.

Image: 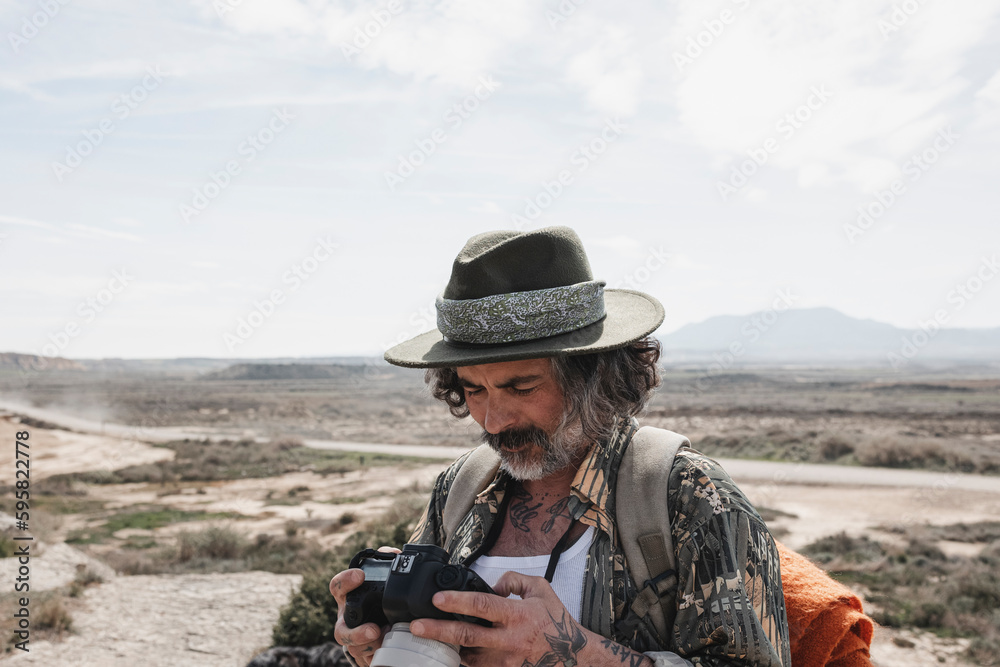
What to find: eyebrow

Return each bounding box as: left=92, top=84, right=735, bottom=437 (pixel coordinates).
left=458, top=374, right=544, bottom=390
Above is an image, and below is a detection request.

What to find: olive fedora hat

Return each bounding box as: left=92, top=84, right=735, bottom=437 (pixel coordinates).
left=383, top=226, right=664, bottom=368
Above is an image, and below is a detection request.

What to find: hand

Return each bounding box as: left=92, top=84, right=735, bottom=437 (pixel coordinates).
left=330, top=546, right=400, bottom=667
left=409, top=571, right=591, bottom=667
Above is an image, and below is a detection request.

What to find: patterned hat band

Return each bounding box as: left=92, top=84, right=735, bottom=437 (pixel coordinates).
left=436, top=280, right=607, bottom=345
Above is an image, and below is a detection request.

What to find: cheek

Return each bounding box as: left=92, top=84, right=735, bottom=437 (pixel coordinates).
left=464, top=396, right=486, bottom=424
left=527, top=392, right=565, bottom=428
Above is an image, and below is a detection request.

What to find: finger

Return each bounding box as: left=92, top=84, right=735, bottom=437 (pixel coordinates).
left=492, top=571, right=553, bottom=600
left=347, top=639, right=379, bottom=665
left=377, top=545, right=402, bottom=554
left=334, top=619, right=382, bottom=648
left=410, top=617, right=495, bottom=649
left=329, top=568, right=365, bottom=605
left=430, top=590, right=511, bottom=623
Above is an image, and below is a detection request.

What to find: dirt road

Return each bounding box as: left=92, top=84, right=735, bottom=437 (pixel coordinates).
left=5, top=400, right=998, bottom=492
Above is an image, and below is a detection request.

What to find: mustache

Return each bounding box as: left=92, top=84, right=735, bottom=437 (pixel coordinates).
left=481, top=426, right=552, bottom=451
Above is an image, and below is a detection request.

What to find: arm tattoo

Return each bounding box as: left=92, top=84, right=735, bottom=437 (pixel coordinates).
left=509, top=486, right=543, bottom=532
left=600, top=639, right=647, bottom=667
left=520, top=609, right=588, bottom=667
left=541, top=496, right=573, bottom=533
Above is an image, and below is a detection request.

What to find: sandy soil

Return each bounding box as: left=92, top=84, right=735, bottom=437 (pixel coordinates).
left=3, top=411, right=998, bottom=666
left=739, top=481, right=1000, bottom=551
left=95, top=464, right=445, bottom=551
left=0, top=417, right=173, bottom=483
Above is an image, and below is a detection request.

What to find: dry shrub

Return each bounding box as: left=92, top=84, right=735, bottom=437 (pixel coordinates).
left=177, top=524, right=247, bottom=562
left=35, top=597, right=72, bottom=634
left=818, top=436, right=854, bottom=461
left=102, top=548, right=165, bottom=575
left=803, top=523, right=1000, bottom=665
left=855, top=435, right=980, bottom=473
left=68, top=566, right=105, bottom=597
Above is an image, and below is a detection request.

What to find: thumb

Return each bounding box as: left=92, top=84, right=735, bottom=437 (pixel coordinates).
left=493, top=571, right=554, bottom=600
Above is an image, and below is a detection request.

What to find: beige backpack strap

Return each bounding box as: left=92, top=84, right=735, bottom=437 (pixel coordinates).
left=441, top=444, right=501, bottom=548
left=614, top=425, right=691, bottom=644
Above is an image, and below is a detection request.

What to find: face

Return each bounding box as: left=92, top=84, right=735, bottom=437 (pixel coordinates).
left=456, top=358, right=586, bottom=481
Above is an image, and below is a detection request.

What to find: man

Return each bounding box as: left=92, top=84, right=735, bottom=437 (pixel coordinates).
left=331, top=226, right=790, bottom=666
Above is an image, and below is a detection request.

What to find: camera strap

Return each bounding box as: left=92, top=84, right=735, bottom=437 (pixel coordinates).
left=462, top=485, right=580, bottom=585
left=543, top=518, right=580, bottom=583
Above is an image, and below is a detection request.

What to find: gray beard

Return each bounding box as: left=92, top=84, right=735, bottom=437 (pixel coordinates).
left=480, top=421, right=586, bottom=481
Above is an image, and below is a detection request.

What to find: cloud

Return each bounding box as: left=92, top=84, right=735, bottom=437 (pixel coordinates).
left=668, top=0, right=1000, bottom=191
left=564, top=21, right=645, bottom=116
left=0, top=215, right=54, bottom=230
left=67, top=224, right=143, bottom=243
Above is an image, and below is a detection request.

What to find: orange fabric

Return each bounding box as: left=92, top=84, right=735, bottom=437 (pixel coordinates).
left=776, top=541, right=875, bottom=667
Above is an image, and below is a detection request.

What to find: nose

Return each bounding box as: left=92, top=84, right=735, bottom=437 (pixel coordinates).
left=483, top=393, right=515, bottom=434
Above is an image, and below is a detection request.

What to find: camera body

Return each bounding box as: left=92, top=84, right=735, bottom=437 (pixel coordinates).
left=344, top=543, right=495, bottom=629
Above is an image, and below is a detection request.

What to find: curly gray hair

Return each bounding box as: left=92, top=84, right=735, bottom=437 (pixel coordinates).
left=424, top=337, right=662, bottom=444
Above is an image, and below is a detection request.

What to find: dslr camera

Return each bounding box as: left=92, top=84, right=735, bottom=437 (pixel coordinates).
left=344, top=543, right=496, bottom=667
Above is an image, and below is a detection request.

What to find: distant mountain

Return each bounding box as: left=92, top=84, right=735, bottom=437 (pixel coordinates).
left=75, top=356, right=383, bottom=373
left=659, top=307, right=1000, bottom=364
left=202, top=363, right=366, bottom=381
left=0, top=352, right=85, bottom=372
left=5, top=308, right=998, bottom=370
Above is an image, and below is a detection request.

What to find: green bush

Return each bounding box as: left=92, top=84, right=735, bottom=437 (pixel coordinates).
left=269, top=495, right=426, bottom=648
left=271, top=569, right=345, bottom=647
left=0, top=533, right=16, bottom=558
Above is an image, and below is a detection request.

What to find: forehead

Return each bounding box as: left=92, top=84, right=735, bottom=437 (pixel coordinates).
left=455, top=357, right=554, bottom=384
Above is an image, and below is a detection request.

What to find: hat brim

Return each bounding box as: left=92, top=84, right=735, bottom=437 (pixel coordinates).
left=383, top=289, right=665, bottom=368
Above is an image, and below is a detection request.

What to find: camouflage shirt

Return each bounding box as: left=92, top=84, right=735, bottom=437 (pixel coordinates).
left=409, top=417, right=790, bottom=666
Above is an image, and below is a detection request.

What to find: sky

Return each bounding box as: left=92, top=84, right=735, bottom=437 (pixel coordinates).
left=1, top=0, right=999, bottom=359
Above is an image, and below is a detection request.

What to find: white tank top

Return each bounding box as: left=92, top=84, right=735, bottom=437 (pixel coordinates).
left=469, top=525, right=595, bottom=622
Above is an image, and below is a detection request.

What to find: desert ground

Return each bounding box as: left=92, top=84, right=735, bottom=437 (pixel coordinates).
left=0, top=362, right=998, bottom=665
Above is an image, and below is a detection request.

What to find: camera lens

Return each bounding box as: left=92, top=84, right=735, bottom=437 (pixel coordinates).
left=371, top=623, right=460, bottom=667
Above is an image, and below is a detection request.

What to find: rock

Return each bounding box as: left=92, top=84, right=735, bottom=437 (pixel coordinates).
left=0, top=541, right=116, bottom=592
left=893, top=636, right=916, bottom=648
left=5, top=571, right=301, bottom=666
